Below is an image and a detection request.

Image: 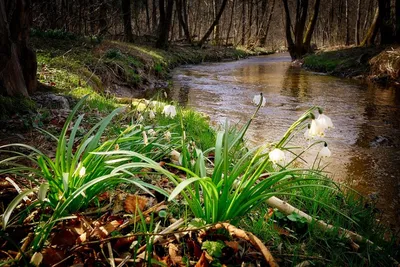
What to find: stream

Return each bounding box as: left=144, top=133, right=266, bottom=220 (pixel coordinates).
left=171, top=53, right=400, bottom=227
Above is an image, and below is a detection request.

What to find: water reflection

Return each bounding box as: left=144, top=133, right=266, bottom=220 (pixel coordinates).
left=172, top=54, right=400, bottom=226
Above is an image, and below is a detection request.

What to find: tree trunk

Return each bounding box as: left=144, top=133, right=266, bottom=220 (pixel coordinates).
left=361, top=7, right=380, bottom=46
left=260, top=0, right=275, bottom=46
left=213, top=0, right=220, bottom=45
left=397, top=0, right=400, bottom=42
left=282, top=0, right=295, bottom=56
left=0, top=0, right=37, bottom=97
left=156, top=0, right=174, bottom=49
left=355, top=0, right=362, bottom=45
left=152, top=0, right=157, bottom=33
left=378, top=0, right=392, bottom=44
left=226, top=0, right=235, bottom=45
left=98, top=0, right=108, bottom=36
left=303, top=0, right=321, bottom=51
left=122, top=0, right=133, bottom=42
left=198, top=0, right=229, bottom=47
left=345, top=0, right=350, bottom=45
left=241, top=0, right=246, bottom=45
left=177, top=0, right=191, bottom=43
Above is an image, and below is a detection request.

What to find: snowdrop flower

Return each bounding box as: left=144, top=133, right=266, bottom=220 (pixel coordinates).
left=319, top=142, right=332, bottom=158
left=317, top=113, right=334, bottom=130
left=252, top=93, right=266, bottom=107
left=79, top=165, right=86, bottom=178
left=149, top=110, right=156, bottom=120
left=308, top=119, right=325, bottom=138
left=164, top=130, right=171, bottom=141
left=269, top=148, right=286, bottom=165
left=162, top=105, right=177, bottom=118
left=30, top=252, right=43, bottom=266
left=142, top=131, right=148, bottom=145
left=148, top=128, right=157, bottom=136
left=137, top=114, right=144, bottom=123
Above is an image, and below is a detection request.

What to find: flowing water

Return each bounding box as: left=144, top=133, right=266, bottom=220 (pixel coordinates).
left=171, top=53, right=400, bottom=227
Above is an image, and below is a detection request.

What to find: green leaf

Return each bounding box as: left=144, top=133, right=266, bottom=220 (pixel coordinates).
left=2, top=189, right=35, bottom=229
left=38, top=183, right=49, bottom=202
left=201, top=240, right=225, bottom=258
left=168, top=176, right=204, bottom=201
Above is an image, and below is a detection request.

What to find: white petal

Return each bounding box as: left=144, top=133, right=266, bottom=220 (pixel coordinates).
left=30, top=252, right=43, bottom=266
left=319, top=146, right=332, bottom=157
left=148, top=129, right=157, bottom=136
left=164, top=131, right=171, bottom=141
left=317, top=114, right=334, bottom=129
left=309, top=119, right=325, bottom=137
left=79, top=166, right=86, bottom=178
left=149, top=110, right=156, bottom=120
left=252, top=94, right=266, bottom=106
left=162, top=105, right=177, bottom=118
left=269, top=148, right=286, bottom=164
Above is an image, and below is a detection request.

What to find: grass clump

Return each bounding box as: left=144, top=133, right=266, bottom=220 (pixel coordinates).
left=303, top=46, right=384, bottom=77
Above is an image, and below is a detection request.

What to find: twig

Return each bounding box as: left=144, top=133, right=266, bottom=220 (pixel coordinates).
left=52, top=254, right=74, bottom=267
left=213, top=222, right=278, bottom=267
left=107, top=242, right=116, bottom=267
left=15, top=233, right=34, bottom=261
left=266, top=196, right=400, bottom=266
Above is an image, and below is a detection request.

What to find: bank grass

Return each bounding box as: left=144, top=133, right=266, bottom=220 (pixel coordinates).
left=303, top=46, right=384, bottom=77
left=0, top=96, right=171, bottom=250
left=238, top=176, right=398, bottom=266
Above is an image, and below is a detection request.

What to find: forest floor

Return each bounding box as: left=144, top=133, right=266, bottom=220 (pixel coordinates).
left=1, top=34, right=400, bottom=266
left=302, top=45, right=400, bottom=87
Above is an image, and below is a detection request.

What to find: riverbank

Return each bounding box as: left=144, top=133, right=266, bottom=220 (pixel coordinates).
left=32, top=32, right=272, bottom=100
left=303, top=46, right=400, bottom=86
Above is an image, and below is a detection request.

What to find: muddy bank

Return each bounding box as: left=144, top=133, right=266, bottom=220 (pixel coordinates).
left=302, top=46, right=400, bottom=86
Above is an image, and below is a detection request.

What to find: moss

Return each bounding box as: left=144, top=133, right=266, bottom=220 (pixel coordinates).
left=0, top=95, right=36, bottom=119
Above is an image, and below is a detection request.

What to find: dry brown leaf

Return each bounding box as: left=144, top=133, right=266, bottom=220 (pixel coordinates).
left=168, top=243, right=184, bottom=266
left=41, top=247, right=66, bottom=266
left=195, top=251, right=210, bottom=267
left=51, top=229, right=78, bottom=247
left=124, top=194, right=148, bottom=214
left=114, top=236, right=137, bottom=250
left=186, top=239, right=203, bottom=258
left=91, top=220, right=121, bottom=239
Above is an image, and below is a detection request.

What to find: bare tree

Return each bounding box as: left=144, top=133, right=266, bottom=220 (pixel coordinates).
left=0, top=0, right=37, bottom=96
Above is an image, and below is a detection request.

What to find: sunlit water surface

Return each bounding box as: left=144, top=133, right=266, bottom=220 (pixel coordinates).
left=171, top=53, right=400, bottom=227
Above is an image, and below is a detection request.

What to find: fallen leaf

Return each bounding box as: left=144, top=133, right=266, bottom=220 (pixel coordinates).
left=168, top=243, right=183, bottom=266
left=42, top=247, right=66, bottom=266
left=195, top=251, right=209, bottom=267
left=91, top=220, right=121, bottom=239
left=51, top=229, right=78, bottom=247
left=124, top=194, right=148, bottom=214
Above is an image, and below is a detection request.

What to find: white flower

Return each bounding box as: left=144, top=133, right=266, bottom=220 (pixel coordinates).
left=142, top=131, right=148, bottom=145
left=252, top=94, right=266, bottom=107
left=148, top=129, right=157, bottom=136
left=162, top=105, right=177, bottom=118
left=164, top=130, right=171, bottom=141
left=269, top=148, right=286, bottom=165
left=137, top=114, right=144, bottom=122
left=319, top=143, right=332, bottom=158
left=308, top=119, right=325, bottom=138
left=149, top=110, right=156, bottom=120
left=79, top=166, right=86, bottom=178
left=30, top=252, right=43, bottom=266
left=316, top=114, right=334, bottom=130
left=304, top=128, right=310, bottom=140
